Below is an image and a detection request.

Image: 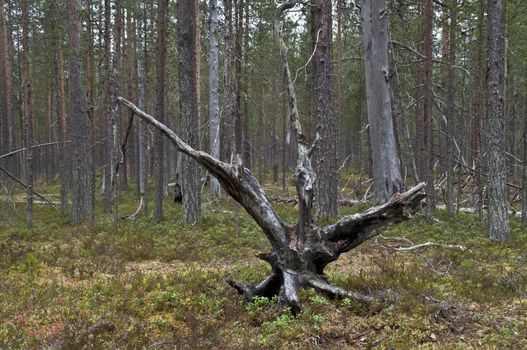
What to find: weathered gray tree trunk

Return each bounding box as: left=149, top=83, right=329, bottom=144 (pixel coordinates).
left=311, top=0, right=338, bottom=219
left=177, top=0, right=201, bottom=225
left=361, top=0, right=404, bottom=204
left=486, top=0, right=510, bottom=241
left=118, top=1, right=426, bottom=311
left=137, top=8, right=148, bottom=218
left=153, top=0, right=167, bottom=223
left=209, top=0, right=220, bottom=197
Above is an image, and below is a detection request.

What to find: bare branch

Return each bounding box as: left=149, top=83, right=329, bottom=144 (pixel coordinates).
left=393, top=241, right=469, bottom=252
left=322, top=183, right=426, bottom=254
left=0, top=165, right=57, bottom=209
left=118, top=96, right=290, bottom=250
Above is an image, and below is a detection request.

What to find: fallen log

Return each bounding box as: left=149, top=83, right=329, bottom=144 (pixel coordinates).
left=270, top=195, right=365, bottom=207
left=0, top=165, right=57, bottom=209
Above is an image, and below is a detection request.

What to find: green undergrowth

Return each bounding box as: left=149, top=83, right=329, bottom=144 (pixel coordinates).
left=1, top=180, right=526, bottom=349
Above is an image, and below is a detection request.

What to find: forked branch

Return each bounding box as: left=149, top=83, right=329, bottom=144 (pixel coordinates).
left=118, top=97, right=289, bottom=250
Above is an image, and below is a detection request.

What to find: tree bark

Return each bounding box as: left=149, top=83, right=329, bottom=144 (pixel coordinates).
left=445, top=0, right=457, bottom=216
left=51, top=0, right=68, bottom=214
left=177, top=0, right=201, bottom=225
left=154, top=0, right=168, bottom=223
left=486, top=0, right=510, bottom=240
left=361, top=0, right=404, bottom=203
left=221, top=0, right=234, bottom=163
left=422, top=0, right=435, bottom=217
left=103, top=0, right=113, bottom=213
left=209, top=0, right=220, bottom=197
left=112, top=0, right=122, bottom=224
left=86, top=0, right=96, bottom=228
left=0, top=0, right=15, bottom=194
left=137, top=4, right=148, bottom=218
left=311, top=0, right=338, bottom=219
left=473, top=0, right=485, bottom=220
left=69, top=0, right=89, bottom=224
left=21, top=0, right=34, bottom=229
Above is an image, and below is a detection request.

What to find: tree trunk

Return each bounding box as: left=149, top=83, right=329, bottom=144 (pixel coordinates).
left=445, top=0, right=457, bottom=216
left=137, top=4, right=148, bottom=218
left=52, top=5, right=68, bottom=215
left=221, top=0, right=234, bottom=163
left=103, top=0, right=113, bottom=213
left=422, top=0, right=435, bottom=217
left=86, top=0, right=96, bottom=228
left=486, top=0, right=510, bottom=240
left=111, top=0, right=122, bottom=224
left=233, top=0, right=243, bottom=158
left=21, top=0, right=34, bottom=229
left=69, top=0, right=89, bottom=224
left=177, top=0, right=201, bottom=225
left=209, top=0, right=220, bottom=197
left=117, top=2, right=427, bottom=311
left=311, top=0, right=338, bottom=218
left=0, top=0, right=15, bottom=194
left=361, top=0, right=404, bottom=203
left=473, top=0, right=485, bottom=220
left=153, top=0, right=168, bottom=223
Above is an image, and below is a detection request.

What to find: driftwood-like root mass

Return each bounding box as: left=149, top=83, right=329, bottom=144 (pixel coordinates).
left=117, top=1, right=426, bottom=311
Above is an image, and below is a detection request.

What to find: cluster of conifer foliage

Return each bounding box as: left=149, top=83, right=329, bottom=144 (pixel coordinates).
left=0, top=0, right=525, bottom=240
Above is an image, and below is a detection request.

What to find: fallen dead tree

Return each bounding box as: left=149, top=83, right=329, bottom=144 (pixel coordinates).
left=270, top=195, right=365, bottom=207
left=117, top=1, right=426, bottom=311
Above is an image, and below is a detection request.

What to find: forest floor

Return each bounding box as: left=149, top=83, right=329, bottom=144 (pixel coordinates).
left=1, top=178, right=526, bottom=349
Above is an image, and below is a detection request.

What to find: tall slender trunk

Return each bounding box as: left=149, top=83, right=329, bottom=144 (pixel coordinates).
left=361, top=0, right=404, bottom=203
left=445, top=0, right=457, bottom=216
left=257, top=31, right=265, bottom=182
left=0, top=0, right=15, bottom=193
left=242, top=1, right=251, bottom=168
left=103, top=0, right=113, bottom=212
left=177, top=0, right=201, bottom=224
left=473, top=0, right=485, bottom=219
left=137, top=5, right=148, bottom=217
left=51, top=2, right=68, bottom=214
left=209, top=0, right=220, bottom=197
left=312, top=0, right=337, bottom=218
left=86, top=0, right=96, bottom=228
left=69, top=0, right=89, bottom=224
left=486, top=0, right=510, bottom=240
left=153, top=0, right=168, bottom=223
left=112, top=0, right=122, bottom=223
left=422, top=0, right=435, bottom=217
left=221, top=0, right=234, bottom=163
left=21, top=0, right=34, bottom=228
left=233, top=0, right=244, bottom=157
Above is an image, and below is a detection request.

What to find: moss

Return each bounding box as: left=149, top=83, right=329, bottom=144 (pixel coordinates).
left=1, top=181, right=526, bottom=348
